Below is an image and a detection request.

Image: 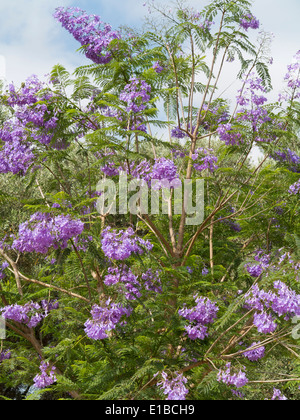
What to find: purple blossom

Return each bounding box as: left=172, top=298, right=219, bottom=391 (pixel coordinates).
left=0, top=261, right=9, bottom=279
left=192, top=148, right=218, bottom=173
left=271, top=388, right=288, bottom=401
left=202, top=267, right=209, bottom=276
left=150, top=158, right=180, bottom=190
left=245, top=284, right=275, bottom=312
left=243, top=342, right=265, bottom=361
left=157, top=371, right=189, bottom=400
left=12, top=213, right=84, bottom=254
left=119, top=77, right=151, bottom=113
left=288, top=179, right=300, bottom=195
left=119, top=159, right=152, bottom=183
left=245, top=280, right=300, bottom=325
left=100, top=162, right=120, bottom=177
left=217, top=123, right=243, bottom=146
left=184, top=324, right=209, bottom=340
left=101, top=227, right=153, bottom=261
left=0, top=351, right=11, bottom=363
left=279, top=51, right=300, bottom=102
left=246, top=264, right=264, bottom=278
left=105, top=265, right=141, bottom=301
left=231, top=389, right=245, bottom=399
left=141, top=269, right=162, bottom=294
left=33, top=362, right=57, bottom=389
left=235, top=74, right=274, bottom=141
left=0, top=75, right=67, bottom=176
left=221, top=218, right=242, bottom=233
left=179, top=295, right=219, bottom=340
left=7, top=75, right=43, bottom=107
left=0, top=121, right=35, bottom=175
left=272, top=281, right=300, bottom=318
left=153, top=61, right=164, bottom=73
left=172, top=148, right=188, bottom=159
left=272, top=149, right=300, bottom=173
left=171, top=126, right=186, bottom=139
left=253, top=311, right=277, bottom=334
left=84, top=299, right=131, bottom=340
left=53, top=7, right=120, bottom=64
left=240, top=14, right=260, bottom=31
left=245, top=251, right=270, bottom=278
left=1, top=300, right=59, bottom=328
left=218, top=363, right=249, bottom=388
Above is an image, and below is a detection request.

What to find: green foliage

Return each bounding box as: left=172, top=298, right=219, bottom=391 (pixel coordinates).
left=0, top=0, right=299, bottom=401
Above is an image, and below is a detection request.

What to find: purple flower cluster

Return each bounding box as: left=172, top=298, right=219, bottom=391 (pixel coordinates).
left=171, top=126, right=186, bottom=139
left=0, top=261, right=9, bottom=280
left=0, top=75, right=66, bottom=176
left=245, top=281, right=300, bottom=334
left=116, top=159, right=152, bottom=183
left=218, top=363, right=249, bottom=388
left=12, top=213, right=85, bottom=254
left=130, top=117, right=147, bottom=133
left=272, top=149, right=300, bottom=173
left=288, top=179, right=300, bottom=195
left=217, top=123, right=243, bottom=146
left=119, top=77, right=151, bottom=113
left=221, top=219, right=242, bottom=233
left=236, top=75, right=273, bottom=141
left=156, top=371, right=189, bottom=400
left=101, top=227, right=153, bottom=261
left=100, top=163, right=120, bottom=177
left=240, top=14, right=260, bottom=31
left=150, top=158, right=181, bottom=190
left=53, top=7, right=120, bottom=64
left=141, top=269, right=162, bottom=294
left=178, top=295, right=219, bottom=340
left=202, top=267, right=209, bottom=276
left=271, top=388, right=288, bottom=401
left=7, top=76, right=61, bottom=146
left=253, top=311, right=277, bottom=334
left=0, top=350, right=11, bottom=363
left=279, top=51, right=300, bottom=102
left=0, top=120, right=35, bottom=175
left=272, top=281, right=300, bottom=318
left=172, top=148, right=188, bottom=159
left=84, top=299, right=131, bottom=340
left=126, top=159, right=152, bottom=182
left=190, top=148, right=218, bottom=173
left=153, top=62, right=164, bottom=73
left=105, top=265, right=141, bottom=301
left=99, top=157, right=180, bottom=192
left=104, top=266, right=162, bottom=300
left=243, top=342, right=265, bottom=361
left=7, top=75, right=43, bottom=107
left=284, top=51, right=300, bottom=97
left=245, top=251, right=270, bottom=278
left=33, top=362, right=57, bottom=389
left=1, top=300, right=59, bottom=328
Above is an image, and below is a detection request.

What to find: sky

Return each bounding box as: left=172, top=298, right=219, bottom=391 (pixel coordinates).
left=0, top=0, right=299, bottom=101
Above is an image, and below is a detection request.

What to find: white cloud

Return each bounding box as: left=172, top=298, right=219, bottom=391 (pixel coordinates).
left=0, top=0, right=299, bottom=96
left=0, top=55, right=6, bottom=80
left=0, top=0, right=79, bottom=85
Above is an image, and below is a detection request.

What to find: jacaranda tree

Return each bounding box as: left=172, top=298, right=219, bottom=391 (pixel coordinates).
left=0, top=0, right=299, bottom=400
